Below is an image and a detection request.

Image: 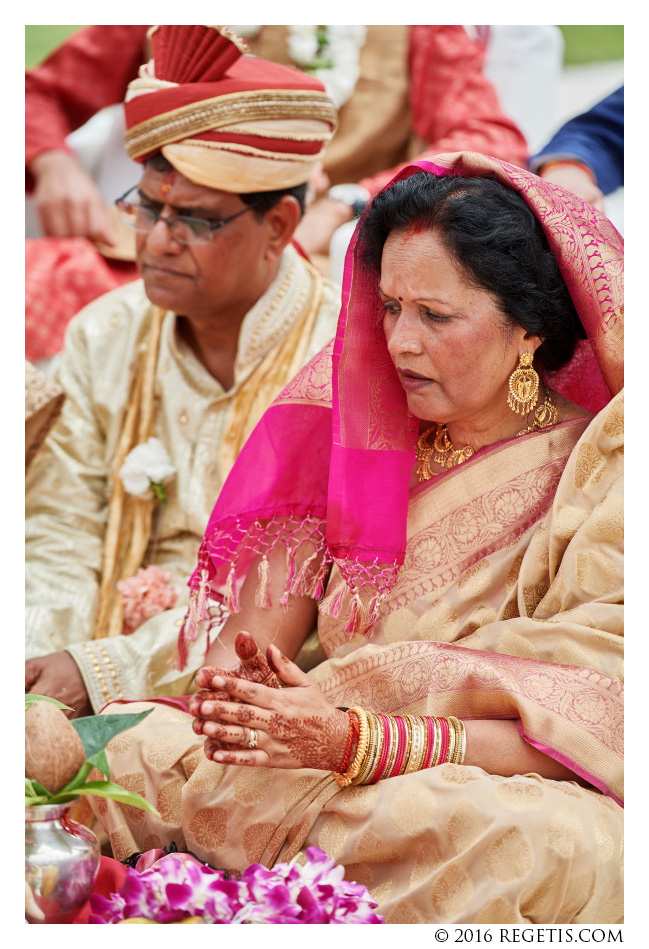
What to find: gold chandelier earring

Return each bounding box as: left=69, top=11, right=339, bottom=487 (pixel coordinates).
left=507, top=352, right=539, bottom=416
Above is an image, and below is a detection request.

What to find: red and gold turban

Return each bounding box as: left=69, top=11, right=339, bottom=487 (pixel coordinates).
left=123, top=25, right=338, bottom=192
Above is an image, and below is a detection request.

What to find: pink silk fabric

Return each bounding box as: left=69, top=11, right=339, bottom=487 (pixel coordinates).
left=178, top=152, right=623, bottom=666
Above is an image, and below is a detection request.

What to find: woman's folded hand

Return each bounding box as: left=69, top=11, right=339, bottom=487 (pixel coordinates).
left=190, top=630, right=283, bottom=745
left=193, top=642, right=349, bottom=772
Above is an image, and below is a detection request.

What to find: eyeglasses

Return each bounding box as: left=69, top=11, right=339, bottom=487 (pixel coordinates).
left=115, top=186, right=259, bottom=245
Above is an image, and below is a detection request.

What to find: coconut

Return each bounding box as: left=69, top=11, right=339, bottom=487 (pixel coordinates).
left=25, top=702, right=86, bottom=794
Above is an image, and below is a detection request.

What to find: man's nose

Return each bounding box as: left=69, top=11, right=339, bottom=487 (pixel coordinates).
left=144, top=216, right=183, bottom=254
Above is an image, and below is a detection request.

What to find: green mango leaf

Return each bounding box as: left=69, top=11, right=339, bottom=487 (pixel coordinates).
left=25, top=794, right=50, bottom=807
left=25, top=694, right=73, bottom=712
left=48, top=781, right=159, bottom=815
left=25, top=776, right=54, bottom=801
left=71, top=709, right=152, bottom=760
left=57, top=761, right=94, bottom=794
left=87, top=748, right=110, bottom=780
left=30, top=779, right=51, bottom=796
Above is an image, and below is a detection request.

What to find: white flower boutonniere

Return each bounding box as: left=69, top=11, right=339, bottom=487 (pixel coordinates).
left=119, top=437, right=176, bottom=504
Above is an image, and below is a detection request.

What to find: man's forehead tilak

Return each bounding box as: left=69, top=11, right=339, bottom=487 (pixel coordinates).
left=159, top=170, right=177, bottom=197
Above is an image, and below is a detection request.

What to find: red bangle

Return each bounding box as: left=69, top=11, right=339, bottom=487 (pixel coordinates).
left=438, top=717, right=450, bottom=764
left=421, top=716, right=436, bottom=769
left=369, top=713, right=392, bottom=783
left=540, top=159, right=597, bottom=184
left=337, top=711, right=359, bottom=773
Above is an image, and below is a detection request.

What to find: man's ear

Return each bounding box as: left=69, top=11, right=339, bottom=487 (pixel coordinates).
left=263, top=195, right=302, bottom=261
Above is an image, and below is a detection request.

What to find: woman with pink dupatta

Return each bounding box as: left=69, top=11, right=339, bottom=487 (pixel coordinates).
left=92, top=153, right=623, bottom=924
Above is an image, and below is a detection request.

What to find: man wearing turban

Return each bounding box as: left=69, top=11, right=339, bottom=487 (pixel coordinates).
left=25, top=26, right=340, bottom=715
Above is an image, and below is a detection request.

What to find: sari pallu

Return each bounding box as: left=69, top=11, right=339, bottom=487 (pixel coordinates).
left=179, top=150, right=623, bottom=654
left=93, top=391, right=623, bottom=922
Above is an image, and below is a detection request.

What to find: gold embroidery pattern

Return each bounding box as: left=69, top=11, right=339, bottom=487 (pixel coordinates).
left=186, top=805, right=229, bottom=849
left=275, top=338, right=334, bottom=407
left=431, top=864, right=474, bottom=917
left=83, top=640, right=125, bottom=706
left=485, top=827, right=535, bottom=881
left=315, top=640, right=623, bottom=757
left=113, top=771, right=147, bottom=824
left=243, top=822, right=276, bottom=863
left=574, top=443, right=606, bottom=489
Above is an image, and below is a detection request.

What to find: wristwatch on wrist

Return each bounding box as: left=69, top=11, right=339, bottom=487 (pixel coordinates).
left=327, top=183, right=371, bottom=218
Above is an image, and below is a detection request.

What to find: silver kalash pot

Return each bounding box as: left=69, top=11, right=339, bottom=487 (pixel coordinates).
left=25, top=801, right=100, bottom=923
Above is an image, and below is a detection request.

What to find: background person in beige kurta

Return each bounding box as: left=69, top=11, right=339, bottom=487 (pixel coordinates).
left=25, top=27, right=339, bottom=714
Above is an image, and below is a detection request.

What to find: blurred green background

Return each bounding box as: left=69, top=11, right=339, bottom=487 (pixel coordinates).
left=25, top=24, right=624, bottom=70
left=26, top=26, right=83, bottom=68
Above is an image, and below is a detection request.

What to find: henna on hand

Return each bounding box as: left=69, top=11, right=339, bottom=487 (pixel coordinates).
left=204, top=738, right=258, bottom=767
left=234, top=631, right=282, bottom=689
left=193, top=632, right=281, bottom=718
left=265, top=709, right=349, bottom=771
left=202, top=664, right=351, bottom=772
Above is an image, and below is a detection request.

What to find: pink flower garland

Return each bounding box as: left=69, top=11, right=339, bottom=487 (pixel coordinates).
left=117, top=565, right=179, bottom=635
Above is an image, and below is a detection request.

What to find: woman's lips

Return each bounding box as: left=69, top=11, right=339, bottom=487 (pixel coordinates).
left=397, top=369, right=435, bottom=391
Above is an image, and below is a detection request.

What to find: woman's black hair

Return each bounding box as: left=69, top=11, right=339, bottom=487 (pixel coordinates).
left=361, top=171, right=585, bottom=372
left=143, top=153, right=308, bottom=218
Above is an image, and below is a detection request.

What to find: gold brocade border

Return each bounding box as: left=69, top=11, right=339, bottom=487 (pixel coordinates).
left=408, top=419, right=589, bottom=528
left=273, top=339, right=334, bottom=409
left=310, top=639, right=623, bottom=799
left=125, top=89, right=337, bottom=158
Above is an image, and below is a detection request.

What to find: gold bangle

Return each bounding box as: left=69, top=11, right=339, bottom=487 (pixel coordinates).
left=365, top=713, right=386, bottom=784
left=362, top=711, right=384, bottom=785
left=404, top=716, right=426, bottom=774
left=399, top=714, right=414, bottom=776
left=428, top=716, right=440, bottom=767
left=449, top=716, right=466, bottom=765
left=333, top=707, right=368, bottom=786
left=447, top=716, right=457, bottom=766
left=354, top=711, right=380, bottom=785
left=447, top=717, right=463, bottom=765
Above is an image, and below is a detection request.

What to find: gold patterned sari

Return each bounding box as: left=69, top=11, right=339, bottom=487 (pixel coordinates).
left=94, top=389, right=623, bottom=923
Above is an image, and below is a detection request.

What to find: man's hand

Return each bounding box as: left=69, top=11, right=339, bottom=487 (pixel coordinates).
left=293, top=196, right=353, bottom=255
left=29, top=149, right=117, bottom=244
left=305, top=161, right=331, bottom=208
left=25, top=651, right=93, bottom=719
left=539, top=162, right=605, bottom=211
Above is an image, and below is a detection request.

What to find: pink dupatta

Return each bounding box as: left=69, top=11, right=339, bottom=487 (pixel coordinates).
left=178, top=152, right=623, bottom=668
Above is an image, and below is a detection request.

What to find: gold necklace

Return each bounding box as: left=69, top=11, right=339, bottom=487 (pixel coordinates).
left=514, top=388, right=559, bottom=435
left=415, top=390, right=559, bottom=483
left=415, top=425, right=474, bottom=482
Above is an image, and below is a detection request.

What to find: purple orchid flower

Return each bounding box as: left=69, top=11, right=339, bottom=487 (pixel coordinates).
left=89, top=848, right=383, bottom=924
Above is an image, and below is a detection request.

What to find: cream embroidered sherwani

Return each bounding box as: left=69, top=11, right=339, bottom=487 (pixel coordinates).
left=25, top=246, right=339, bottom=709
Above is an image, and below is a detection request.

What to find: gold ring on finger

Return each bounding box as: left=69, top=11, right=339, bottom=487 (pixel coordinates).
left=248, top=728, right=258, bottom=750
